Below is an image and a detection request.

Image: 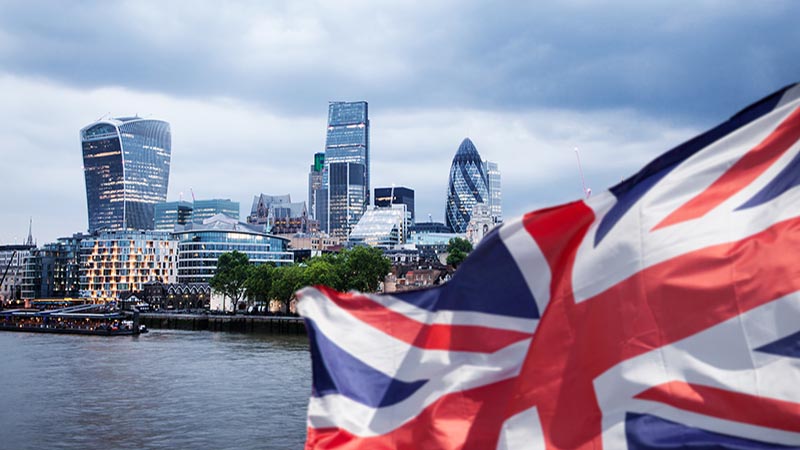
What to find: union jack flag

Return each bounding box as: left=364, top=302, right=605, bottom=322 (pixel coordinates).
left=297, top=83, right=800, bottom=450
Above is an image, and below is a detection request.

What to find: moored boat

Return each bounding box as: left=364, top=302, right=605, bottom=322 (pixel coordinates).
left=0, top=303, right=142, bottom=336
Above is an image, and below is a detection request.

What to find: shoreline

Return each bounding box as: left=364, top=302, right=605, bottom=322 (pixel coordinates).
left=139, top=312, right=307, bottom=334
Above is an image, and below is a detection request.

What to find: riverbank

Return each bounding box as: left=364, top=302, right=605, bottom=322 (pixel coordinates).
left=139, top=313, right=306, bottom=334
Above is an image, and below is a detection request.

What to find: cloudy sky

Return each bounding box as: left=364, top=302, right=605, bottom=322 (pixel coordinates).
left=1, top=0, right=798, bottom=244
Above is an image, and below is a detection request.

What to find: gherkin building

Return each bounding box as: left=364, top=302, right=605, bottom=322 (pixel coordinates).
left=445, top=138, right=489, bottom=233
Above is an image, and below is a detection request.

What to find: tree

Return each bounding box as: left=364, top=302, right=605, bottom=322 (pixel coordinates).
left=209, top=251, right=251, bottom=314
left=245, top=263, right=274, bottom=306
left=340, top=246, right=391, bottom=292
left=270, top=265, right=307, bottom=312
left=303, top=258, right=342, bottom=290
left=446, top=237, right=473, bottom=269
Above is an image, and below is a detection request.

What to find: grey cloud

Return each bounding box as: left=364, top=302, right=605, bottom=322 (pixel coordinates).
left=1, top=1, right=798, bottom=120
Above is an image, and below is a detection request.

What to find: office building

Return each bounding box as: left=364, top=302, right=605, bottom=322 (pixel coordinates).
left=191, top=198, right=239, bottom=223
left=483, top=160, right=502, bottom=223
left=154, top=200, right=193, bottom=231
left=173, top=214, right=293, bottom=284
left=445, top=138, right=489, bottom=233
left=80, top=117, right=171, bottom=232
left=308, top=152, right=325, bottom=221
left=0, top=244, right=35, bottom=305
left=79, top=230, right=177, bottom=301
left=247, top=194, right=311, bottom=234
left=322, top=101, right=369, bottom=238
left=21, top=233, right=87, bottom=300
left=409, top=222, right=451, bottom=234
left=374, top=186, right=415, bottom=222
left=348, top=204, right=408, bottom=248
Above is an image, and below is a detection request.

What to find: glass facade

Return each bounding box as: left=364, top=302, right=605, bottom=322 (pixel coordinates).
left=374, top=186, right=415, bottom=222
left=191, top=199, right=240, bottom=223
left=308, top=153, right=324, bottom=221
left=154, top=201, right=193, bottom=231
left=174, top=218, right=293, bottom=283
left=348, top=205, right=408, bottom=248
left=483, top=160, right=503, bottom=223
left=21, top=234, right=86, bottom=300
left=445, top=138, right=489, bottom=233
left=323, top=101, right=369, bottom=238
left=81, top=118, right=171, bottom=232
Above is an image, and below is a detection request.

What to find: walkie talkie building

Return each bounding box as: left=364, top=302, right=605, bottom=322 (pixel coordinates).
left=445, top=138, right=489, bottom=233
left=80, top=117, right=171, bottom=232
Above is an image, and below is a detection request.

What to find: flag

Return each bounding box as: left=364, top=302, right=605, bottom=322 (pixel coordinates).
left=297, top=83, right=800, bottom=450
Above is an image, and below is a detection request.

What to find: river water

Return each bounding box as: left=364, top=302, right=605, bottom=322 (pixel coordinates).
left=0, top=330, right=311, bottom=450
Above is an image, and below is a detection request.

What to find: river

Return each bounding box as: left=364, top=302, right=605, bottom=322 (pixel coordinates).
left=0, top=330, right=311, bottom=450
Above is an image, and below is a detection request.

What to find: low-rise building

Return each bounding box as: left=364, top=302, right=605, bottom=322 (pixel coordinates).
left=174, top=214, right=293, bottom=284
left=348, top=205, right=408, bottom=248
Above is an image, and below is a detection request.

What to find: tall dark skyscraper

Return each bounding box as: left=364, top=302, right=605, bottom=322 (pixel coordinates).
left=322, top=101, right=369, bottom=238
left=80, top=117, right=171, bottom=232
left=445, top=137, right=489, bottom=233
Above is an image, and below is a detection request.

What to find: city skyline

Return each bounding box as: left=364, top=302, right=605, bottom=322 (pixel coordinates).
left=1, top=1, right=799, bottom=243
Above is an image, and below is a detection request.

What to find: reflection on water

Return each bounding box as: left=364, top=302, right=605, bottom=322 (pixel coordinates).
left=0, top=330, right=311, bottom=450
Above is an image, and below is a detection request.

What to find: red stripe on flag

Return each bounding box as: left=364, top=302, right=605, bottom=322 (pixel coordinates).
left=654, top=106, right=800, bottom=230
left=306, top=377, right=516, bottom=450
left=317, top=286, right=532, bottom=352
left=510, top=202, right=800, bottom=449
left=636, top=381, right=800, bottom=433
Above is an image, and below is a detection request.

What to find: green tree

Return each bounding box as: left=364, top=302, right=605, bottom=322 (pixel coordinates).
left=245, top=263, right=274, bottom=305
left=270, top=265, right=307, bottom=311
left=303, top=258, right=342, bottom=290
left=209, top=251, right=251, bottom=314
left=446, top=237, right=473, bottom=269
left=340, top=246, right=391, bottom=292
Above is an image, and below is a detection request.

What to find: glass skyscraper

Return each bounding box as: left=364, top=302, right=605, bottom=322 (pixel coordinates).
left=322, top=101, right=369, bottom=238
left=80, top=117, right=171, bottom=232
left=308, top=152, right=324, bottom=221
left=483, top=160, right=503, bottom=223
left=445, top=138, right=489, bottom=233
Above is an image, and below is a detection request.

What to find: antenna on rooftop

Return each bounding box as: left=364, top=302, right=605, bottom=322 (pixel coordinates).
left=190, top=188, right=196, bottom=202
left=94, top=111, right=111, bottom=122
left=574, top=147, right=591, bottom=199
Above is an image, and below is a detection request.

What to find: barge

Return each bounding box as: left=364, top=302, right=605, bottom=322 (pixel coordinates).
left=0, top=303, right=143, bottom=336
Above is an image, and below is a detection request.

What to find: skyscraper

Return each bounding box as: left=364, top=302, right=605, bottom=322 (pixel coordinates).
left=322, top=101, right=369, bottom=238
left=445, top=138, right=489, bottom=233
left=80, top=117, right=171, bottom=232
left=482, top=160, right=502, bottom=223
left=308, top=152, right=324, bottom=221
